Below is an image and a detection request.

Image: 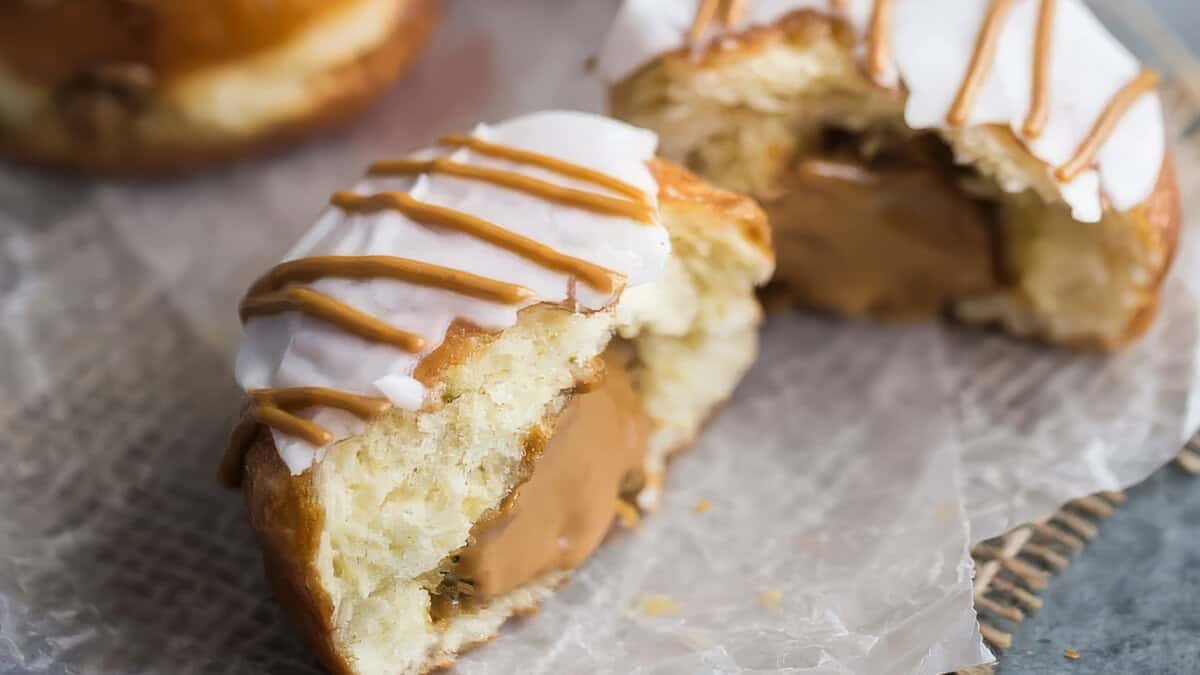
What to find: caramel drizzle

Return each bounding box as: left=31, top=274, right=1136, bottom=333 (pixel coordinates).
left=246, top=255, right=537, bottom=306
left=252, top=403, right=334, bottom=447
left=724, top=0, right=748, bottom=26
left=947, top=0, right=1015, bottom=126
left=690, top=0, right=722, bottom=41
left=240, top=286, right=427, bottom=352
left=332, top=191, right=625, bottom=294
left=252, top=387, right=392, bottom=418
left=867, top=0, right=895, bottom=82
left=1055, top=68, right=1159, bottom=182
left=247, top=387, right=392, bottom=447
left=690, top=0, right=749, bottom=42
left=438, top=135, right=651, bottom=205
left=368, top=158, right=655, bottom=223
left=1022, top=0, right=1056, bottom=138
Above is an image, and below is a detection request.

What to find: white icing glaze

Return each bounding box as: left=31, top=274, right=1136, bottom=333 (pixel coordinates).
left=596, top=0, right=1165, bottom=221
left=234, top=111, right=670, bottom=474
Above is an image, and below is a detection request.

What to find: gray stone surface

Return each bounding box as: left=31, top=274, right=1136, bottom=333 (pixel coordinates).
left=1000, top=466, right=1200, bottom=674
left=1148, top=0, right=1200, bottom=51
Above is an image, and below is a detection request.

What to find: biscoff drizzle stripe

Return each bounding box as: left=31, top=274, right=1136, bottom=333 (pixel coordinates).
left=724, top=0, right=749, bottom=26
left=246, top=387, right=394, bottom=449
left=332, top=191, right=625, bottom=294
left=253, top=404, right=333, bottom=447
left=867, top=0, right=895, bottom=82
left=1055, top=68, right=1159, bottom=181
left=947, top=0, right=1016, bottom=126
left=252, top=387, right=391, bottom=420
left=240, top=286, right=428, bottom=352
left=1023, top=0, right=1056, bottom=138
left=246, top=255, right=536, bottom=306
left=690, top=0, right=722, bottom=41
left=439, top=135, right=651, bottom=205
left=368, top=159, right=655, bottom=223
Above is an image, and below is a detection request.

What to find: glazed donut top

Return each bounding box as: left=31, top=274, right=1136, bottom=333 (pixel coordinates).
left=597, top=0, right=1166, bottom=223
left=234, top=111, right=669, bottom=474
left=0, top=0, right=359, bottom=85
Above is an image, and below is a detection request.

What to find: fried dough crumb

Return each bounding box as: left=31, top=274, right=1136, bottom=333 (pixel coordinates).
left=694, top=499, right=711, bottom=513
left=759, top=590, right=783, bottom=610
left=615, top=500, right=640, bottom=528
left=639, top=594, right=681, bottom=617
left=1064, top=648, right=1080, bottom=660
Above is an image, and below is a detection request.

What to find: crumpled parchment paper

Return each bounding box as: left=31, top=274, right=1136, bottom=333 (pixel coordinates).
left=1, top=1, right=1196, bottom=673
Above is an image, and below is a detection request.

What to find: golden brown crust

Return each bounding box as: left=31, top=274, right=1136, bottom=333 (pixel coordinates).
left=242, top=430, right=354, bottom=675
left=649, top=158, right=774, bottom=261
left=1141, top=155, right=1181, bottom=291
left=0, top=0, right=363, bottom=84
left=0, top=0, right=441, bottom=174
left=646, top=9, right=856, bottom=81
left=1052, top=153, right=1178, bottom=352
left=1106, top=153, right=1180, bottom=350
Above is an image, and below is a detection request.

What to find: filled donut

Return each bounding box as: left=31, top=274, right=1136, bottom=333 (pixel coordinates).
left=220, top=111, right=773, bottom=674
left=600, top=0, right=1180, bottom=350
left=0, top=0, right=441, bottom=173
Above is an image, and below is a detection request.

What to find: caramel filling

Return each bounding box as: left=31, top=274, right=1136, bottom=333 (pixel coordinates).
left=431, top=348, right=649, bottom=620
left=764, top=130, right=1000, bottom=319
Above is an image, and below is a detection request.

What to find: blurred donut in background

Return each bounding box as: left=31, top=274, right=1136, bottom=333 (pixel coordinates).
left=0, top=0, right=441, bottom=173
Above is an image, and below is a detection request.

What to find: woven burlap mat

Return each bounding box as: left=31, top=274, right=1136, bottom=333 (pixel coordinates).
left=955, top=444, right=1200, bottom=674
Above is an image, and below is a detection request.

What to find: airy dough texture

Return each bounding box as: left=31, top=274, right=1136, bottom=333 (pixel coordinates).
left=0, top=0, right=440, bottom=173
left=609, top=10, right=1179, bottom=350
left=240, top=159, right=774, bottom=675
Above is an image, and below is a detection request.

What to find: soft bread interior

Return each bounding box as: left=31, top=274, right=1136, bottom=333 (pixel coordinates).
left=285, top=174, right=772, bottom=674
left=610, top=12, right=1172, bottom=349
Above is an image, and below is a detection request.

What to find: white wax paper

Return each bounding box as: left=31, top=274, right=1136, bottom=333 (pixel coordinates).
left=1, top=1, right=1197, bottom=673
